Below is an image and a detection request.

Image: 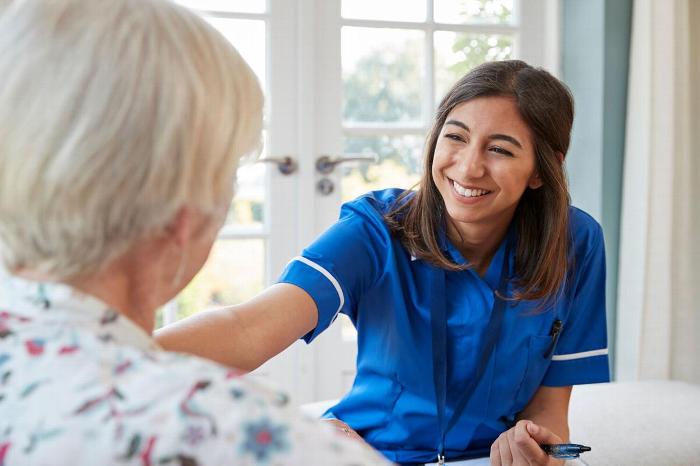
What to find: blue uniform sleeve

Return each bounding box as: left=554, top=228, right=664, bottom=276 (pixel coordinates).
left=277, top=200, right=389, bottom=343
left=541, top=218, right=611, bottom=386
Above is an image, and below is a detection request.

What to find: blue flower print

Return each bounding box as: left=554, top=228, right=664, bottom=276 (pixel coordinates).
left=240, top=418, right=289, bottom=462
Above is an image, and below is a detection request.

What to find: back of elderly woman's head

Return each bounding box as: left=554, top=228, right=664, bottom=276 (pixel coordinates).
left=0, top=0, right=263, bottom=279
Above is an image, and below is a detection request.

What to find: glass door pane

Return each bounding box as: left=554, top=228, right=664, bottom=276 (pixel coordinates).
left=342, top=27, right=425, bottom=124
left=434, top=30, right=513, bottom=102
left=176, top=239, right=265, bottom=319
left=226, top=164, right=265, bottom=229
left=341, top=134, right=424, bottom=201
left=434, top=0, right=515, bottom=25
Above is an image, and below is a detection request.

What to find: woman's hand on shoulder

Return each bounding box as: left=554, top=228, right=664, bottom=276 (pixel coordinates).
left=321, top=418, right=367, bottom=445
left=155, top=283, right=318, bottom=370
left=490, top=420, right=565, bottom=466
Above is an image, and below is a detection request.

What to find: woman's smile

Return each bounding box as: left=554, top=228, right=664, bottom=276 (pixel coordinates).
left=449, top=178, right=494, bottom=204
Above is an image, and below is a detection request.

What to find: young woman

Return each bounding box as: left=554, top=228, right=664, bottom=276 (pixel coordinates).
left=157, top=60, right=609, bottom=466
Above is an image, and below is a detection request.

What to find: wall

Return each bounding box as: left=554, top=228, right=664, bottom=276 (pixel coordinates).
left=561, top=0, right=632, bottom=373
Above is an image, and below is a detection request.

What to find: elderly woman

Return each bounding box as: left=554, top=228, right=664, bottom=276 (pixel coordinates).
left=0, top=0, right=389, bottom=465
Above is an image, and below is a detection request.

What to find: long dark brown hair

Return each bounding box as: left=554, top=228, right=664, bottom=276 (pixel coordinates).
left=385, top=60, right=573, bottom=305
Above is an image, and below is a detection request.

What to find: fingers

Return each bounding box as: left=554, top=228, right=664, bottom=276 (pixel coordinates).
left=525, top=421, right=561, bottom=444
left=320, top=419, right=365, bottom=444
left=490, top=420, right=564, bottom=466
left=508, top=426, right=530, bottom=466
left=490, top=436, right=503, bottom=466
left=516, top=420, right=560, bottom=465
left=490, top=432, right=520, bottom=466
left=498, top=432, right=514, bottom=465
left=320, top=418, right=346, bottom=430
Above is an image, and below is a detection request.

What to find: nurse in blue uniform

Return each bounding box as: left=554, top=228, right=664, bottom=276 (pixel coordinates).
left=156, top=60, right=610, bottom=465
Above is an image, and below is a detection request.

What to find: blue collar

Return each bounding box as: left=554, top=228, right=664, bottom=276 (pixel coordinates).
left=438, top=224, right=516, bottom=290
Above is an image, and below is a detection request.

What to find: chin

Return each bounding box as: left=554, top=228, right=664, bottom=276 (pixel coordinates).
left=441, top=201, right=479, bottom=219
left=446, top=211, right=487, bottom=226
left=444, top=202, right=514, bottom=229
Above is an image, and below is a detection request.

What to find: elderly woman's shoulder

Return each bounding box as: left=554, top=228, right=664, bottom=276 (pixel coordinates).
left=116, top=348, right=392, bottom=465
left=132, top=347, right=290, bottom=407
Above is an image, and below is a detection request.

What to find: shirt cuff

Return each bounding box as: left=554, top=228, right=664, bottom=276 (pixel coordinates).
left=278, top=258, right=343, bottom=343
left=541, top=352, right=611, bottom=386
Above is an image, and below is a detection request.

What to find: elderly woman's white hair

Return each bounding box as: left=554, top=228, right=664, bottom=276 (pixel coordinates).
left=0, top=0, right=263, bottom=278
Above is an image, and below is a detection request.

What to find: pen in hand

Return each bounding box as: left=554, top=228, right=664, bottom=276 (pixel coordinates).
left=541, top=443, right=591, bottom=459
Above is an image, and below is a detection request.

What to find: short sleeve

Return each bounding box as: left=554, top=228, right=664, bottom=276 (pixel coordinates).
left=277, top=197, right=391, bottom=343
left=541, top=215, right=610, bottom=386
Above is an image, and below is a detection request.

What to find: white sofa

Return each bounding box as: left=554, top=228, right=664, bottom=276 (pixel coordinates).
left=301, top=381, right=700, bottom=465
left=568, top=380, right=700, bottom=465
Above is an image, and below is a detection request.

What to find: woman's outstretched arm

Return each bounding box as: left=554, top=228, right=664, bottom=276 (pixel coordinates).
left=154, top=283, right=318, bottom=370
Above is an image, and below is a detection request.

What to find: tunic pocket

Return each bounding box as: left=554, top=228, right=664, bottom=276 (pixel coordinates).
left=511, top=335, right=554, bottom=413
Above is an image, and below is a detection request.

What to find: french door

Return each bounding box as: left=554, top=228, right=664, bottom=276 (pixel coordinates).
left=166, top=0, right=557, bottom=405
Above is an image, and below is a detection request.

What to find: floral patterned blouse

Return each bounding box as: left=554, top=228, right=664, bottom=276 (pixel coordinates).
left=0, top=273, right=391, bottom=465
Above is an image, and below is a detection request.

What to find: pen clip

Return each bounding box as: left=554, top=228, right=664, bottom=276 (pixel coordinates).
left=543, top=319, right=563, bottom=359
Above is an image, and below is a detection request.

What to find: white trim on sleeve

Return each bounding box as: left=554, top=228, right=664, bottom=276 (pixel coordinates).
left=551, top=348, right=609, bottom=361
left=289, top=256, right=344, bottom=321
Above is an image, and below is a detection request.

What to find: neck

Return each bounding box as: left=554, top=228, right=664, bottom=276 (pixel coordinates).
left=17, top=252, right=162, bottom=335
left=447, top=213, right=514, bottom=276
left=67, top=263, right=158, bottom=334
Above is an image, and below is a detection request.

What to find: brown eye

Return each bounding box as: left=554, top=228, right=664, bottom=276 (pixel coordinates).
left=490, top=146, right=514, bottom=157
left=445, top=134, right=465, bottom=143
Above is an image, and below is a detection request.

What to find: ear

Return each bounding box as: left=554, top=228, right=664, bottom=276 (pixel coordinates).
left=555, top=151, right=565, bottom=164
left=528, top=172, right=543, bottom=190
left=163, top=206, right=193, bottom=248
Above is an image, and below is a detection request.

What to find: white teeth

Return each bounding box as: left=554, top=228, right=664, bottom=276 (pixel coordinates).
left=452, top=180, right=490, bottom=198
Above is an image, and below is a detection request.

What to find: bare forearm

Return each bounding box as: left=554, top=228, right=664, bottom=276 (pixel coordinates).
left=518, top=410, right=569, bottom=442
left=155, top=306, right=254, bottom=369
left=155, top=283, right=318, bottom=370
left=518, top=385, right=572, bottom=442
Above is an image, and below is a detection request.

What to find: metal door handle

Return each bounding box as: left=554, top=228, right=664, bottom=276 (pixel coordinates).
left=315, top=154, right=378, bottom=175
left=256, top=156, right=298, bottom=175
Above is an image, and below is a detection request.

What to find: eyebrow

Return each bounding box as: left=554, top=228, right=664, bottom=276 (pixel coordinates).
left=445, top=119, right=469, bottom=131
left=444, top=120, right=523, bottom=149
left=490, top=133, right=523, bottom=149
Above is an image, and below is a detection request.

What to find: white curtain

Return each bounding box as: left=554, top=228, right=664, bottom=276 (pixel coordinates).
left=616, top=0, right=700, bottom=383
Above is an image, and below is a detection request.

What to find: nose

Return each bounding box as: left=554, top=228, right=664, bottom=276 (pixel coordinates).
left=458, top=144, right=486, bottom=179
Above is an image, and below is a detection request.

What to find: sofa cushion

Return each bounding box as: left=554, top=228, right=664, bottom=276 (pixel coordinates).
left=569, top=380, right=700, bottom=465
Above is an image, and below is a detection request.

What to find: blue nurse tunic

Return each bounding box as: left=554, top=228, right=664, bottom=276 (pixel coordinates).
left=278, top=188, right=609, bottom=464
